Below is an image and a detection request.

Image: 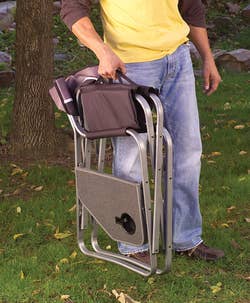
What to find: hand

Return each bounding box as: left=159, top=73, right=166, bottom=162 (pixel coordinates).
left=72, top=17, right=126, bottom=79
left=97, top=44, right=126, bottom=79
left=202, top=57, right=221, bottom=96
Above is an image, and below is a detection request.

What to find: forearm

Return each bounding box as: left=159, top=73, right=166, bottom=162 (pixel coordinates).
left=188, top=25, right=213, bottom=61
left=71, top=17, right=126, bottom=78
left=72, top=17, right=108, bottom=61
left=188, top=25, right=221, bottom=95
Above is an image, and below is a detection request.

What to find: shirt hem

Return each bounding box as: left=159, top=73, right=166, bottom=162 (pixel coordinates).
left=117, top=38, right=189, bottom=64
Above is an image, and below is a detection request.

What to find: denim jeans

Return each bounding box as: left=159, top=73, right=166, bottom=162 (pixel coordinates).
left=112, top=44, right=203, bottom=254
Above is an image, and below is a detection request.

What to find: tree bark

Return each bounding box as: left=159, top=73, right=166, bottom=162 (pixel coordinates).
left=10, top=0, right=56, bottom=158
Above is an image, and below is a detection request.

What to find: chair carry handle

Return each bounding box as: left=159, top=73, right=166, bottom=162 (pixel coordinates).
left=95, top=69, right=138, bottom=87
left=116, top=69, right=138, bottom=86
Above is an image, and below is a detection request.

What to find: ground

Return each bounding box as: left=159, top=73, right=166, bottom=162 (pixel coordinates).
left=0, top=2, right=249, bottom=303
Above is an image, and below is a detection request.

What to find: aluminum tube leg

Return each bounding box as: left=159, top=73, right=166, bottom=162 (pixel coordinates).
left=98, top=139, right=106, bottom=172
left=163, top=127, right=173, bottom=272
left=126, top=130, right=157, bottom=271
left=148, top=94, right=164, bottom=254
left=134, top=94, right=155, bottom=172
left=70, top=126, right=89, bottom=231
left=69, top=114, right=92, bottom=231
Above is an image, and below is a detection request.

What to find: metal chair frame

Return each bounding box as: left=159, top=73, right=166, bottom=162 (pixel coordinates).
left=67, top=82, right=173, bottom=276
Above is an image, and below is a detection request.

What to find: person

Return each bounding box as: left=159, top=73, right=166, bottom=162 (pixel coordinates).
left=60, top=0, right=225, bottom=263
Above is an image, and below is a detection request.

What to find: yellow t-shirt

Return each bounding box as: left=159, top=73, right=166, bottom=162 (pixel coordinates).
left=100, top=0, right=190, bottom=63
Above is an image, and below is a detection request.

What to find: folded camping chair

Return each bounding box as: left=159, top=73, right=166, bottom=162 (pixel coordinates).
left=49, top=67, right=173, bottom=276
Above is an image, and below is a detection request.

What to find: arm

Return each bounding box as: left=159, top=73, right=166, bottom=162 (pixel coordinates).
left=72, top=17, right=126, bottom=78
left=179, top=0, right=221, bottom=95
left=178, top=0, right=206, bottom=28
left=60, top=0, right=125, bottom=79
left=189, top=26, right=221, bottom=96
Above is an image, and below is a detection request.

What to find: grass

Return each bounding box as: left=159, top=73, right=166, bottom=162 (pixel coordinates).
left=0, top=6, right=250, bottom=303
left=0, top=71, right=249, bottom=303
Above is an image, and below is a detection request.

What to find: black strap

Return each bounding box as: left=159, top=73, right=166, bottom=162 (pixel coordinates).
left=116, top=69, right=138, bottom=86
left=116, top=70, right=159, bottom=97
left=95, top=70, right=138, bottom=87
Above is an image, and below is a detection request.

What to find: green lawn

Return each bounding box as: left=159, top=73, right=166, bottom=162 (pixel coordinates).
left=0, top=71, right=249, bottom=303
left=0, top=9, right=249, bottom=303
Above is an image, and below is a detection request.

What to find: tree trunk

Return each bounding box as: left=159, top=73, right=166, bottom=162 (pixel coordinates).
left=10, top=0, right=56, bottom=158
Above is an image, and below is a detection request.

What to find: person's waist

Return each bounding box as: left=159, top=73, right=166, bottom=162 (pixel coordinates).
left=105, top=36, right=189, bottom=64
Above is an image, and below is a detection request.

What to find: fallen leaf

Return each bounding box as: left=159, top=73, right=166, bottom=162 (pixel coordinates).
left=239, top=151, right=247, bottom=155
left=34, top=186, right=43, bottom=192
left=235, top=273, right=250, bottom=281
left=10, top=163, right=18, bottom=168
left=238, top=177, right=246, bottom=182
left=32, top=289, right=41, bottom=295
left=227, top=205, right=236, bottom=213
left=55, top=112, right=61, bottom=119
left=210, top=282, right=222, bottom=294
left=16, top=206, right=22, bottom=214
left=13, top=188, right=21, bottom=195
left=60, top=295, right=70, bottom=301
left=207, top=160, right=216, bottom=164
left=202, top=132, right=211, bottom=140
left=20, top=270, right=25, bottom=280
left=221, top=223, right=229, bottom=228
left=43, top=221, right=56, bottom=229
left=11, top=167, right=23, bottom=176
left=147, top=277, right=155, bottom=285
left=22, top=172, right=28, bottom=178
left=112, top=290, right=140, bottom=303
left=13, top=233, right=25, bottom=240
left=227, top=120, right=237, bottom=125
left=55, top=264, right=60, bottom=273
left=54, top=232, right=73, bottom=240
left=106, top=245, right=111, bottom=250
left=69, top=251, right=77, bottom=259
left=60, top=258, right=69, bottom=264
left=68, top=205, right=76, bottom=212
left=223, top=102, right=231, bottom=110
left=234, top=125, right=245, bottom=130
left=210, top=151, right=222, bottom=157
left=245, top=218, right=250, bottom=223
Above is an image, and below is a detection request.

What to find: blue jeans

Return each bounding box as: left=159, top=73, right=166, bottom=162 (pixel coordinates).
left=113, top=44, right=203, bottom=254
